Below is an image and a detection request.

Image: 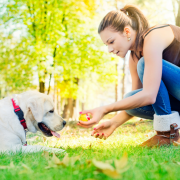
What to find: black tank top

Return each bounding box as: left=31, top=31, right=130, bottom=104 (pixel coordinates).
left=136, top=24, right=180, bottom=67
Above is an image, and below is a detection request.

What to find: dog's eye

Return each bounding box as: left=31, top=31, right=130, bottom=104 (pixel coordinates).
left=49, top=110, right=54, bottom=113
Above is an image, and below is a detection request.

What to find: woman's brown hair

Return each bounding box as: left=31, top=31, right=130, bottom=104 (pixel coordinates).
left=98, top=5, right=149, bottom=54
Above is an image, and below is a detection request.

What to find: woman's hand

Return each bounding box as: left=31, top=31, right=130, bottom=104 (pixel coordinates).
left=91, top=120, right=117, bottom=140
left=77, top=106, right=106, bottom=128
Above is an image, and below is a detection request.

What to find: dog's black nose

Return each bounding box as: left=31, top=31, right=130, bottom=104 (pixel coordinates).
left=63, top=121, right=66, bottom=127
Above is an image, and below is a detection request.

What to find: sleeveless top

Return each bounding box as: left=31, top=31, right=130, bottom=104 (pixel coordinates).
left=136, top=24, right=180, bottom=67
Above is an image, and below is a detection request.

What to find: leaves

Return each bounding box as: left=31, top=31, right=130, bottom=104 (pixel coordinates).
left=115, top=152, right=129, bottom=173
left=92, top=159, right=120, bottom=178
left=19, top=163, right=33, bottom=174
left=92, top=152, right=128, bottom=179
left=43, top=152, right=127, bottom=178
left=102, top=169, right=120, bottom=179
left=42, top=150, right=128, bottom=179
left=92, top=159, right=115, bottom=171
left=42, top=151, right=50, bottom=160
left=52, top=153, right=62, bottom=165
left=0, top=161, right=32, bottom=174
left=44, top=153, right=80, bottom=169
left=0, top=162, right=14, bottom=169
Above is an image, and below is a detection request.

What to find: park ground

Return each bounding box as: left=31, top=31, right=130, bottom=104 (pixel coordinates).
left=1, top=117, right=180, bottom=180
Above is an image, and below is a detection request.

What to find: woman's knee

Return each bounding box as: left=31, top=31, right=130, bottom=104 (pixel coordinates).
left=123, top=91, right=135, bottom=99
left=124, top=89, right=142, bottom=99
left=125, top=108, right=154, bottom=120
left=124, top=109, right=135, bottom=116
left=123, top=92, right=137, bottom=115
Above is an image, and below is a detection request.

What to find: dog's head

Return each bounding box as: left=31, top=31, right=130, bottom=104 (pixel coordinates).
left=23, top=91, right=66, bottom=138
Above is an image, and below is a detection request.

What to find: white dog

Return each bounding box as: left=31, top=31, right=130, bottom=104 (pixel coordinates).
left=0, top=91, right=66, bottom=153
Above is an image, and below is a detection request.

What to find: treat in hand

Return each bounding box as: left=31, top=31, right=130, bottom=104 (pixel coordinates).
left=79, top=114, right=90, bottom=121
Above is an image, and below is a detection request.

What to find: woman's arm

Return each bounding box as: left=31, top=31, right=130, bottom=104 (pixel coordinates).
left=111, top=110, right=134, bottom=128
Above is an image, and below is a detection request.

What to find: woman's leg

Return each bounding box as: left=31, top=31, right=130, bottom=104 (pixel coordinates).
left=161, top=60, right=180, bottom=101
left=123, top=57, right=174, bottom=119
left=137, top=57, right=172, bottom=115
left=124, top=90, right=180, bottom=119
left=134, top=57, right=180, bottom=147
left=124, top=57, right=180, bottom=119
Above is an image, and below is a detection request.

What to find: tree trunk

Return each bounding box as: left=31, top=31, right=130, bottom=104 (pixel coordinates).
left=62, top=98, right=76, bottom=120
left=69, top=98, right=76, bottom=118
left=172, top=0, right=177, bottom=20
left=39, top=81, right=45, bottom=93
left=82, top=102, right=85, bottom=111
left=176, top=0, right=180, bottom=26
left=115, top=63, right=118, bottom=102
left=114, top=0, right=126, bottom=101
left=62, top=100, right=68, bottom=119
left=47, top=46, right=57, bottom=95
left=121, top=58, right=125, bottom=99
left=57, top=88, right=61, bottom=115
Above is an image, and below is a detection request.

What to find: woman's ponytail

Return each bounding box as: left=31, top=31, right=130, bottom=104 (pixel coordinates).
left=123, top=5, right=149, bottom=50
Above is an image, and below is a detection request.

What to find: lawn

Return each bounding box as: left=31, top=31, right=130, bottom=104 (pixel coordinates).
left=1, top=118, right=180, bottom=180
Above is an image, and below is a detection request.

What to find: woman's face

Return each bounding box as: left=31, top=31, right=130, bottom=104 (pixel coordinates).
left=100, top=27, right=133, bottom=58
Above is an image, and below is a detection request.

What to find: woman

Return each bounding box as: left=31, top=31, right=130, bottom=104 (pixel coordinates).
left=77, top=5, right=180, bottom=147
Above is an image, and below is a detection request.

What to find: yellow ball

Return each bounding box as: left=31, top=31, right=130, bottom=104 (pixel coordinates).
left=79, top=114, right=90, bottom=121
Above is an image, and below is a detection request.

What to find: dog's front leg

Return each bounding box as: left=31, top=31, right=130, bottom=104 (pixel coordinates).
left=21, top=145, right=65, bottom=153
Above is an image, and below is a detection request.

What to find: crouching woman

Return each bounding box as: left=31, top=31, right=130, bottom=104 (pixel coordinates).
left=77, top=5, right=180, bottom=147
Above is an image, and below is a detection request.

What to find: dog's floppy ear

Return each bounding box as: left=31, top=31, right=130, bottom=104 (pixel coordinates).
left=25, top=97, right=44, bottom=122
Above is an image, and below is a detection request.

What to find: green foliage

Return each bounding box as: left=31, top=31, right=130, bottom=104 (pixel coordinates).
left=0, top=34, right=35, bottom=94
left=0, top=0, right=118, bottom=99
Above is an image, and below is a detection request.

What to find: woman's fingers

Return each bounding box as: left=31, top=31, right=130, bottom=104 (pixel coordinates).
left=91, top=124, right=104, bottom=135
left=78, top=120, right=97, bottom=126
left=95, top=133, right=100, bottom=138
left=77, top=119, right=104, bottom=128
left=94, top=123, right=104, bottom=130
left=79, top=110, right=92, bottom=115
left=103, top=135, right=107, bottom=140
left=91, top=130, right=96, bottom=136
left=98, top=133, right=104, bottom=139
left=93, top=132, right=107, bottom=140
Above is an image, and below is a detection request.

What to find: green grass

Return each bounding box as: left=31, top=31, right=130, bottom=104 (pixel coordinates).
left=1, top=118, right=180, bottom=180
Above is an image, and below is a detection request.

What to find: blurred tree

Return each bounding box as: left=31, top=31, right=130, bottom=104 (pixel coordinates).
left=172, top=0, right=180, bottom=26
left=0, top=32, right=35, bottom=97
left=0, top=0, right=118, bottom=119
left=135, top=0, right=174, bottom=25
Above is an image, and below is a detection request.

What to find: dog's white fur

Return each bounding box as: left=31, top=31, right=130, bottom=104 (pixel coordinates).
left=0, top=91, right=65, bottom=154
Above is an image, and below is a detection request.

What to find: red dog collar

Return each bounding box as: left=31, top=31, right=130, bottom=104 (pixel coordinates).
left=11, top=98, right=27, bottom=130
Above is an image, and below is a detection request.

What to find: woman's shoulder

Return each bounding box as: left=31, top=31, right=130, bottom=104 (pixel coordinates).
left=142, top=24, right=175, bottom=50
left=143, top=24, right=171, bottom=39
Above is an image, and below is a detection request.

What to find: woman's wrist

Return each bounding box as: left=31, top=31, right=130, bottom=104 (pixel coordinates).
left=104, top=104, right=114, bottom=114
left=111, top=111, right=133, bottom=128
left=111, top=118, right=122, bottom=128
